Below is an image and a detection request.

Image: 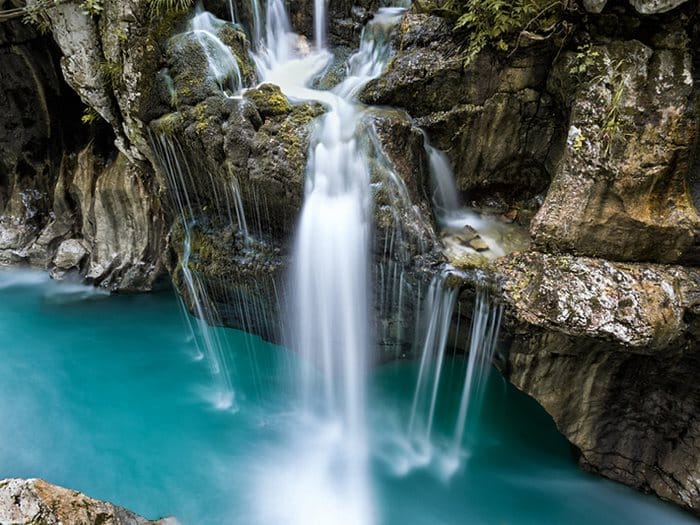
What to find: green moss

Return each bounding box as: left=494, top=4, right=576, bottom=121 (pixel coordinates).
left=244, top=84, right=293, bottom=117
left=151, top=112, right=184, bottom=136
left=100, top=60, right=122, bottom=89
left=217, top=25, right=256, bottom=82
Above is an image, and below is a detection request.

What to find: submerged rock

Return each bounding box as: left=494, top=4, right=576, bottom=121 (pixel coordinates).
left=0, top=478, right=176, bottom=525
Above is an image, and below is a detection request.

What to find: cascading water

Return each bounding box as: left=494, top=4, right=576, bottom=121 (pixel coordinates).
left=159, top=0, right=513, bottom=517
left=407, top=274, right=458, bottom=451
left=451, top=288, right=503, bottom=455
left=150, top=134, right=237, bottom=410
left=188, top=6, right=243, bottom=95
left=248, top=6, right=405, bottom=525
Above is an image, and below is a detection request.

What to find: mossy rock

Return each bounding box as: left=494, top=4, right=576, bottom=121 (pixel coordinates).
left=244, top=84, right=293, bottom=117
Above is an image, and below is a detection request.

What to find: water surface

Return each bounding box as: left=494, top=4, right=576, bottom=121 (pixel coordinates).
left=0, top=270, right=694, bottom=524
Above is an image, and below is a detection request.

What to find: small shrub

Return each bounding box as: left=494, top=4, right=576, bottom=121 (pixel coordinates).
left=444, top=0, right=574, bottom=63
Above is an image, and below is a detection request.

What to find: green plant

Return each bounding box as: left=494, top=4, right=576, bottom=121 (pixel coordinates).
left=147, top=0, right=193, bottom=19
left=568, top=43, right=601, bottom=78
left=100, top=60, right=122, bottom=88
left=81, top=106, right=100, bottom=125
left=79, top=0, right=103, bottom=15
left=444, top=0, right=572, bottom=63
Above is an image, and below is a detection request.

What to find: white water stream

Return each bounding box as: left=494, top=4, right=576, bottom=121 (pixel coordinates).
left=248, top=6, right=405, bottom=524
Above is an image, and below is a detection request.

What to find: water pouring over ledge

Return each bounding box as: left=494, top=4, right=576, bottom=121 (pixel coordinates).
left=153, top=1, right=523, bottom=520
left=248, top=6, right=407, bottom=525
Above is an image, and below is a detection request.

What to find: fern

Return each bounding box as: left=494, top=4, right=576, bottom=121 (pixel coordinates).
left=447, top=0, right=571, bottom=63
left=147, top=0, right=193, bottom=18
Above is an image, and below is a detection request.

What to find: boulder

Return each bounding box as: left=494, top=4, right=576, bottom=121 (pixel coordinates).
left=0, top=478, right=176, bottom=525
left=52, top=238, right=90, bottom=271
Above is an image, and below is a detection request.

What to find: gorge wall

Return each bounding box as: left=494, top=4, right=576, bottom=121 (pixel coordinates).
left=0, top=0, right=699, bottom=517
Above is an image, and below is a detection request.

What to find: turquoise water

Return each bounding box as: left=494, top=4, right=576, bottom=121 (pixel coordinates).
left=0, top=269, right=695, bottom=525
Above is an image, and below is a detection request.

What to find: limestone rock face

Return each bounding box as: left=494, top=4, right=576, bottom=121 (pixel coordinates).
left=70, top=150, right=166, bottom=291
left=360, top=14, right=557, bottom=206
left=508, top=332, right=700, bottom=515
left=532, top=36, right=700, bottom=263
left=0, top=478, right=176, bottom=525
left=497, top=252, right=699, bottom=351
left=27, top=0, right=120, bottom=133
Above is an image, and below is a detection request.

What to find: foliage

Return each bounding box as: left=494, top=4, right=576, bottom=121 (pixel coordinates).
left=81, top=106, right=100, bottom=125
left=147, top=0, right=193, bottom=19
left=568, top=43, right=601, bottom=78
left=100, top=60, right=122, bottom=88
left=442, top=0, right=573, bottom=63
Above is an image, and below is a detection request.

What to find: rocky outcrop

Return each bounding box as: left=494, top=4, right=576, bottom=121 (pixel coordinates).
left=0, top=478, right=175, bottom=525
left=0, top=12, right=166, bottom=291
left=508, top=332, right=700, bottom=514
left=532, top=34, right=700, bottom=264
left=360, top=13, right=558, bottom=208
left=497, top=252, right=699, bottom=351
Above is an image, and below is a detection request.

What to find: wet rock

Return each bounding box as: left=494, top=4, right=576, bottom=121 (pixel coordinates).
left=532, top=35, right=700, bottom=263
left=360, top=13, right=557, bottom=207
left=0, top=478, right=176, bottom=525
left=508, top=331, right=700, bottom=515
left=469, top=237, right=489, bottom=252
left=243, top=84, right=292, bottom=117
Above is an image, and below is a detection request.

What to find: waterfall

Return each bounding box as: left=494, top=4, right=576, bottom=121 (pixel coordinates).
left=149, top=134, right=238, bottom=410
left=188, top=7, right=243, bottom=95
left=452, top=289, right=503, bottom=453
left=389, top=272, right=504, bottom=478
left=426, top=143, right=460, bottom=216
left=407, top=274, right=458, bottom=449
left=245, top=6, right=406, bottom=525
left=314, top=0, right=326, bottom=49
